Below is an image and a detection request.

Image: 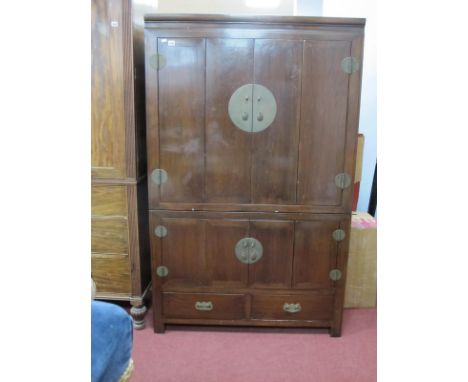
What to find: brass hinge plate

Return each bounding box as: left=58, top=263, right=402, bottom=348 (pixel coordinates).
left=329, top=269, right=342, bottom=281
left=332, top=229, right=346, bottom=241
left=335, top=173, right=352, bottom=189
left=156, top=266, right=169, bottom=277
left=341, top=56, right=360, bottom=74
left=151, top=169, right=168, bottom=185
left=149, top=53, right=166, bottom=70
left=154, top=225, right=167, bottom=238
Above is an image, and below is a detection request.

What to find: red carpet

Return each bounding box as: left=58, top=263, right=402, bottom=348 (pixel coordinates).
left=131, top=308, right=376, bottom=382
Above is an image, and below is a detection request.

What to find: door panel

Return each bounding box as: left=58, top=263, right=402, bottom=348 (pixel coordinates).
left=91, top=0, right=126, bottom=179
left=205, top=39, right=254, bottom=203
left=297, top=40, right=351, bottom=205
left=158, top=38, right=205, bottom=202
left=251, top=39, right=303, bottom=204
left=293, top=220, right=339, bottom=289
left=249, top=220, right=294, bottom=289
left=160, top=217, right=207, bottom=287
left=205, top=219, right=249, bottom=287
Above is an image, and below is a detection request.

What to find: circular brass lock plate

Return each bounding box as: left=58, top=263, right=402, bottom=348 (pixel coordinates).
left=228, top=84, right=253, bottom=133
left=228, top=84, right=276, bottom=133
left=235, top=237, right=263, bottom=264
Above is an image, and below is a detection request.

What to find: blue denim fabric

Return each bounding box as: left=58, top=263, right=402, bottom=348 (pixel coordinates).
left=91, top=301, right=133, bottom=382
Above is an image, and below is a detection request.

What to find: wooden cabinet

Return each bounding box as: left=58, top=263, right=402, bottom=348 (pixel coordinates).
left=91, top=0, right=158, bottom=328
left=144, top=15, right=365, bottom=336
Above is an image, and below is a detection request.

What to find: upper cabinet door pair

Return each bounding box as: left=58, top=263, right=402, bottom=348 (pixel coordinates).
left=147, top=36, right=356, bottom=211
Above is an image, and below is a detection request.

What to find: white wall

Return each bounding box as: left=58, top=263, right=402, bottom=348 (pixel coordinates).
left=154, top=0, right=297, bottom=15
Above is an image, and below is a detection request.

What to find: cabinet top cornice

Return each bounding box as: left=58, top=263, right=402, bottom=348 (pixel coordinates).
left=144, top=14, right=366, bottom=27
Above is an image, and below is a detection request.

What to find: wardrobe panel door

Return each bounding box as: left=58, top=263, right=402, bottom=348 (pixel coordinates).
left=297, top=40, right=351, bottom=206
left=205, top=39, right=254, bottom=203
left=293, top=220, right=339, bottom=289
left=157, top=38, right=205, bottom=202
left=205, top=219, right=249, bottom=287
left=249, top=220, right=294, bottom=289
left=91, top=0, right=127, bottom=179
left=251, top=39, right=303, bottom=204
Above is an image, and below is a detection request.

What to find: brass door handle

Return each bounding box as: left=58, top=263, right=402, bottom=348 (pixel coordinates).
left=283, top=303, right=302, bottom=313
left=195, top=301, right=213, bottom=311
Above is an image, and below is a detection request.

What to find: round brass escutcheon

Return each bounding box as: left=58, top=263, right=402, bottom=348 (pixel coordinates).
left=228, top=84, right=276, bottom=133
left=235, top=237, right=263, bottom=264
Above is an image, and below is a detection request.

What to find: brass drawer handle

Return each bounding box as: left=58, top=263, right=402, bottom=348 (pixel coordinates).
left=195, top=301, right=213, bottom=311
left=283, top=303, right=302, bottom=313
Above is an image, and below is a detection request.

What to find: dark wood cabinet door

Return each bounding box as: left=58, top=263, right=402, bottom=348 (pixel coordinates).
left=159, top=217, right=207, bottom=288
left=205, top=39, right=254, bottom=203
left=205, top=219, right=249, bottom=288
left=157, top=38, right=206, bottom=202
left=297, top=40, right=352, bottom=206
left=248, top=220, right=294, bottom=289
left=293, top=219, right=341, bottom=289
left=251, top=39, right=302, bottom=205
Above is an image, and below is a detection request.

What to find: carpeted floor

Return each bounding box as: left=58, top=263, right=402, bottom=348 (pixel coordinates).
left=130, top=308, right=376, bottom=382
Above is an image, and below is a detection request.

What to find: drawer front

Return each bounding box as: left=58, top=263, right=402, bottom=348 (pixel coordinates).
left=251, top=294, right=334, bottom=321
left=91, top=185, right=128, bottom=216
left=92, top=254, right=131, bottom=294
left=163, top=293, right=246, bottom=320
left=91, top=218, right=128, bottom=254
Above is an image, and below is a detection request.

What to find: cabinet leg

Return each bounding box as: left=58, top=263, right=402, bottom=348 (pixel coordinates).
left=130, top=303, right=147, bottom=330
left=330, top=325, right=342, bottom=337
left=154, top=321, right=165, bottom=333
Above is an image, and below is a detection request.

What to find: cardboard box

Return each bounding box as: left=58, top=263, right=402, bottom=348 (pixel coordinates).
left=344, top=211, right=377, bottom=308
left=352, top=134, right=365, bottom=210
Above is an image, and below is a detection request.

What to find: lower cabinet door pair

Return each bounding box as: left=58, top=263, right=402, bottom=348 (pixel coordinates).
left=150, top=211, right=348, bottom=291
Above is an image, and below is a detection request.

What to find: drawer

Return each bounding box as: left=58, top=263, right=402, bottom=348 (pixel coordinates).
left=91, top=218, right=128, bottom=254
left=91, top=185, right=128, bottom=217
left=251, top=294, right=334, bottom=321
left=92, top=254, right=131, bottom=294
left=163, top=293, right=246, bottom=320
